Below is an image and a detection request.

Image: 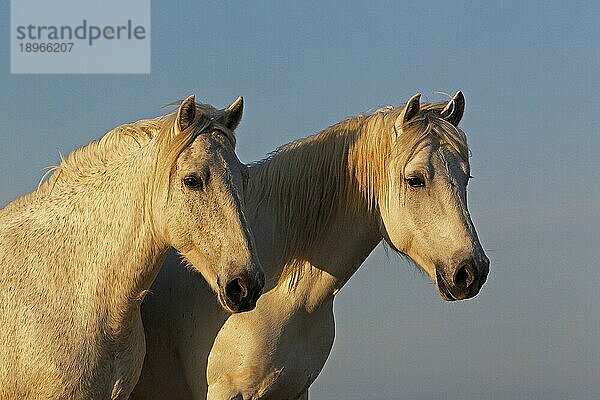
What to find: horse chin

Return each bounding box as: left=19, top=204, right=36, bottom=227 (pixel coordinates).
left=435, top=269, right=485, bottom=302
left=217, top=289, right=259, bottom=314
left=435, top=270, right=458, bottom=302
left=217, top=291, right=237, bottom=314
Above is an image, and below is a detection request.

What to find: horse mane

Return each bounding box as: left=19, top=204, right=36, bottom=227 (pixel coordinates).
left=247, top=100, right=469, bottom=288
left=39, top=102, right=235, bottom=196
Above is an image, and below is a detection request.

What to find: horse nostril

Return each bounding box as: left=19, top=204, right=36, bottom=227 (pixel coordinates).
left=454, top=263, right=475, bottom=289
left=225, top=277, right=248, bottom=305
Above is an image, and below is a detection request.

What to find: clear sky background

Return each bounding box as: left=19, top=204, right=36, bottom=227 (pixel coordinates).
left=1, top=1, right=599, bottom=399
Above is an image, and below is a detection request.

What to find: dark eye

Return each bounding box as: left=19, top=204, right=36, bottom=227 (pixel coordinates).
left=183, top=175, right=203, bottom=190
left=406, top=176, right=425, bottom=188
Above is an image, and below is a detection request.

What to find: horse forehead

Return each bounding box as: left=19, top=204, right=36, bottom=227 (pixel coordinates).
left=178, top=135, right=229, bottom=166
left=438, top=145, right=469, bottom=172
left=406, top=144, right=468, bottom=181
left=432, top=146, right=470, bottom=184
left=405, top=140, right=438, bottom=166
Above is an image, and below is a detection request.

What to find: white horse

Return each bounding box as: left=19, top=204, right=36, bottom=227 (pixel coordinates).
left=0, top=95, right=264, bottom=400
left=133, top=92, right=489, bottom=399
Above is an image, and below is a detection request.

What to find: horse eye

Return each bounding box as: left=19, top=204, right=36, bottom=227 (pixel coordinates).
left=183, top=175, right=203, bottom=189
left=406, top=176, right=425, bottom=188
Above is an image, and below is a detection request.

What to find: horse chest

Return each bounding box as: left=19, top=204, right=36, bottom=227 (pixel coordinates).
left=74, top=324, right=146, bottom=399
left=264, top=306, right=335, bottom=398
left=209, top=298, right=336, bottom=400
left=48, top=310, right=145, bottom=399
left=104, top=311, right=147, bottom=399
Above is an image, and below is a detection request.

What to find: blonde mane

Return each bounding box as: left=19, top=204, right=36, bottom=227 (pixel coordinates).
left=247, top=100, right=469, bottom=288
left=36, top=102, right=235, bottom=200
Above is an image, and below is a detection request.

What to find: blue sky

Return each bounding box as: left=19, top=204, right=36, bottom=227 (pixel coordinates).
left=1, top=1, right=599, bottom=399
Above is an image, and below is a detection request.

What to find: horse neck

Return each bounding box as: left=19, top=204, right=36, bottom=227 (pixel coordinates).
left=26, top=139, right=166, bottom=322
left=246, top=120, right=384, bottom=309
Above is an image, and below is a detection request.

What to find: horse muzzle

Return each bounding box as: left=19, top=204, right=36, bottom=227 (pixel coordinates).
left=217, top=269, right=264, bottom=313
left=435, top=255, right=489, bottom=301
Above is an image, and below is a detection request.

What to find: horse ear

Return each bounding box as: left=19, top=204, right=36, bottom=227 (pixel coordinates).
left=398, top=93, right=421, bottom=127
left=440, top=91, right=465, bottom=126
left=222, top=96, right=244, bottom=131
left=176, top=95, right=197, bottom=132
